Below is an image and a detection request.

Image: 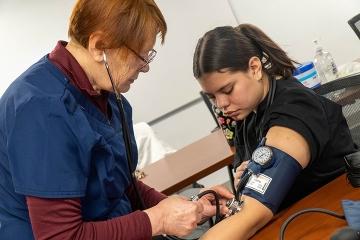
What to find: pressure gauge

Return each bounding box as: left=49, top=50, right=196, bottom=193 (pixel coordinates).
left=251, top=146, right=273, bottom=167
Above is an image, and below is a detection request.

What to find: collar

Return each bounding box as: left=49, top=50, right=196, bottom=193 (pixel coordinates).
left=48, top=41, right=109, bottom=117
left=49, top=41, right=101, bottom=96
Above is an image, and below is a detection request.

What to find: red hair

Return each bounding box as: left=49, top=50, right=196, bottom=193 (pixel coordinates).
left=68, top=0, right=167, bottom=51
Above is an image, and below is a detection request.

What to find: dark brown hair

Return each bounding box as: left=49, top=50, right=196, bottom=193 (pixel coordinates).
left=193, top=24, right=297, bottom=79
left=68, top=0, right=167, bottom=52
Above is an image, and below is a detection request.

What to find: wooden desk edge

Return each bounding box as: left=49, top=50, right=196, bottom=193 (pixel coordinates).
left=140, top=130, right=235, bottom=195
left=161, top=154, right=234, bottom=195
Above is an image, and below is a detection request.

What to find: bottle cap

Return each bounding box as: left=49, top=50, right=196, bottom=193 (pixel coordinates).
left=313, top=39, right=323, bottom=51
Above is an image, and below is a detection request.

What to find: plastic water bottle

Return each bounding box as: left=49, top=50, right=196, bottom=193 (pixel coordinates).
left=313, top=40, right=339, bottom=83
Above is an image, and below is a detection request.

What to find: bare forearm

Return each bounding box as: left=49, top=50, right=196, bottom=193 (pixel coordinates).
left=200, top=197, right=273, bottom=240
left=200, top=214, right=262, bottom=240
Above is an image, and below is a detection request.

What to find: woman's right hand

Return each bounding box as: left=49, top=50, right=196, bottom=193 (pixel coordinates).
left=144, top=195, right=203, bottom=237
left=234, top=160, right=249, bottom=188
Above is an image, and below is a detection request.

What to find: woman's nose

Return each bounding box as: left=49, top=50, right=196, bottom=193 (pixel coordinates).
left=216, top=96, right=229, bottom=110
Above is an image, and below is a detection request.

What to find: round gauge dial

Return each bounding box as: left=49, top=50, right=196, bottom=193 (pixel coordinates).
left=251, top=146, right=273, bottom=166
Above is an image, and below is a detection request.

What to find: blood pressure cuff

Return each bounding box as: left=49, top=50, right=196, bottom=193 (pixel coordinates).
left=242, top=146, right=303, bottom=214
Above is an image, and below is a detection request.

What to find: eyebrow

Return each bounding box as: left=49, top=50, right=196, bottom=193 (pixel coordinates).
left=203, top=83, right=233, bottom=98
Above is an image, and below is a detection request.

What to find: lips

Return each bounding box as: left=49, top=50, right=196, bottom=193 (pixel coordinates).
left=225, top=110, right=241, bottom=118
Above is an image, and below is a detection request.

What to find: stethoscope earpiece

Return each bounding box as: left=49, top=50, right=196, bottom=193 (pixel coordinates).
left=102, top=51, right=107, bottom=63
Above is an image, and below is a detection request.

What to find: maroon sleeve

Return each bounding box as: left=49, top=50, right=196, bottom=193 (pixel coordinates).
left=26, top=196, right=152, bottom=240
left=127, top=180, right=167, bottom=209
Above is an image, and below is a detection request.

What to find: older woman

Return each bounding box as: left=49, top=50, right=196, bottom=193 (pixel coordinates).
left=0, top=1, right=233, bottom=239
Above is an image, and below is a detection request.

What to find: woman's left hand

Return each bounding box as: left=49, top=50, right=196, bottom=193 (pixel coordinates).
left=197, top=185, right=234, bottom=219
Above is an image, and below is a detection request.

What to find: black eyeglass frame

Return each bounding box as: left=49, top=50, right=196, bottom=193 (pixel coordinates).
left=125, top=45, right=157, bottom=69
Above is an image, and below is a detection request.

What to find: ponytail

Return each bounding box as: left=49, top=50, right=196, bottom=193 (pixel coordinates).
left=193, top=23, right=297, bottom=79
left=235, top=24, right=297, bottom=78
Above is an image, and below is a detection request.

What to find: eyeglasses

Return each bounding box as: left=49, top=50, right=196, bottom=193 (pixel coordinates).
left=125, top=45, right=157, bottom=70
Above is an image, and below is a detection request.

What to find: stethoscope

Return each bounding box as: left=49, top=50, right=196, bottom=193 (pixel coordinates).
left=103, top=51, right=145, bottom=210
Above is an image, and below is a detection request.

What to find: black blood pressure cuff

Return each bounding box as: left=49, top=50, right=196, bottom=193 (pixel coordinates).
left=242, top=146, right=302, bottom=214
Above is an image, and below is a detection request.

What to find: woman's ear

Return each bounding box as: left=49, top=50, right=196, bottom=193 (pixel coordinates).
left=88, top=31, right=105, bottom=63
left=248, top=56, right=263, bottom=81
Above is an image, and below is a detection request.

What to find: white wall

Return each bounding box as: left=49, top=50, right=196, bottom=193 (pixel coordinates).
left=228, top=0, right=360, bottom=65
left=124, top=0, right=237, bottom=124
left=124, top=0, right=237, bottom=150
left=0, top=0, right=73, bottom=95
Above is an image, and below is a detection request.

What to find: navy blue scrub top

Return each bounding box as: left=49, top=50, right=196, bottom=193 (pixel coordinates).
left=0, top=56, right=138, bottom=239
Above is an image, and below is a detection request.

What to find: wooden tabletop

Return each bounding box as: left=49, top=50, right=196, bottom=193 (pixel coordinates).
left=251, top=174, right=360, bottom=240
left=140, top=129, right=234, bottom=195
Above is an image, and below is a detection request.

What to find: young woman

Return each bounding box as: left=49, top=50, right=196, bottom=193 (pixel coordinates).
left=193, top=24, right=357, bottom=239
left=0, top=1, right=233, bottom=239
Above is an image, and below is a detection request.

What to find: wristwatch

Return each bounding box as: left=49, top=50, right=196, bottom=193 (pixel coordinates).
left=252, top=146, right=273, bottom=167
